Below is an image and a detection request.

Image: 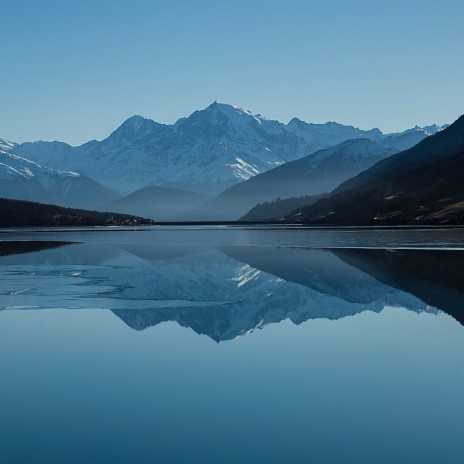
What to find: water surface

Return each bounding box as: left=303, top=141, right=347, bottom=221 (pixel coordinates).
left=0, top=227, right=463, bottom=463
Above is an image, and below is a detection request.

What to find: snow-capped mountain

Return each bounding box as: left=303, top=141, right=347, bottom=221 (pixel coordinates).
left=0, top=146, right=118, bottom=208
left=381, top=124, right=449, bottom=151
left=9, top=102, right=446, bottom=197
left=12, top=103, right=308, bottom=195
left=178, top=139, right=399, bottom=221
left=286, top=118, right=384, bottom=152
left=286, top=119, right=448, bottom=153
left=291, top=115, right=464, bottom=225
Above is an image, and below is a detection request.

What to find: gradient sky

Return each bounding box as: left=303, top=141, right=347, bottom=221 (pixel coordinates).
left=2, top=0, right=463, bottom=145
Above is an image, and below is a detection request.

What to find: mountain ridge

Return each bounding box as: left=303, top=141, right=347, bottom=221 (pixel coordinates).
left=289, top=115, right=464, bottom=225
left=177, top=139, right=398, bottom=220
left=8, top=103, right=446, bottom=197
left=0, top=198, right=154, bottom=227
left=0, top=146, right=118, bottom=208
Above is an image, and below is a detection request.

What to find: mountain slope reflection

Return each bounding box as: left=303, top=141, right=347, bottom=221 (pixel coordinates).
left=0, top=242, right=461, bottom=340
left=0, top=240, right=74, bottom=257
left=333, top=248, right=464, bottom=325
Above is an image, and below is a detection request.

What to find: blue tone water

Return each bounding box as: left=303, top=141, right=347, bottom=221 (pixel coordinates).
left=0, top=227, right=463, bottom=463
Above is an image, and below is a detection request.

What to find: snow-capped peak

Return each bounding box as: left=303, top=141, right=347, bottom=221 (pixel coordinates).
left=206, top=101, right=254, bottom=116
left=421, top=124, right=446, bottom=135
left=190, top=101, right=260, bottom=123
left=174, top=101, right=269, bottom=141
left=108, top=115, right=166, bottom=141
left=6, top=103, right=449, bottom=197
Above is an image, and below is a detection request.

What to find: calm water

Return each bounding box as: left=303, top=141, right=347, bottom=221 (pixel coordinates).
left=0, top=227, right=463, bottom=463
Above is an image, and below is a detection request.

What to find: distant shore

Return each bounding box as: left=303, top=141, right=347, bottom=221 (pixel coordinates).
left=2, top=222, right=464, bottom=231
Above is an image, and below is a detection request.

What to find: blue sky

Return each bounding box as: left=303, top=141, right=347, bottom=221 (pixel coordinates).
left=2, top=0, right=463, bottom=144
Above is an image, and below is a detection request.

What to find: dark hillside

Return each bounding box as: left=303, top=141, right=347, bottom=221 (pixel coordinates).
left=0, top=198, right=154, bottom=227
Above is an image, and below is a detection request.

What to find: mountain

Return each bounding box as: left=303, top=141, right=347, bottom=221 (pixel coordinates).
left=12, top=103, right=309, bottom=195
left=10, top=103, right=445, bottom=198
left=105, top=186, right=210, bottom=220
left=289, top=115, right=464, bottom=225
left=286, top=118, right=447, bottom=152
left=240, top=195, right=323, bottom=221
left=0, top=147, right=118, bottom=208
left=287, top=118, right=384, bottom=150
left=178, top=139, right=398, bottom=220
left=0, top=198, right=155, bottom=227
left=381, top=124, right=449, bottom=151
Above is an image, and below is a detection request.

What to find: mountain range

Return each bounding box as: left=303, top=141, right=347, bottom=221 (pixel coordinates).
left=0, top=143, right=117, bottom=208
left=180, top=138, right=399, bottom=220
left=289, top=115, right=464, bottom=225
left=241, top=195, right=323, bottom=222
left=1, top=103, right=447, bottom=220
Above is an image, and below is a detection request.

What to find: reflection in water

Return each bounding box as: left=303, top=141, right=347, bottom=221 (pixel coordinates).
left=0, top=235, right=463, bottom=464
left=0, top=240, right=74, bottom=256
left=1, top=240, right=462, bottom=341
left=334, top=248, right=464, bottom=325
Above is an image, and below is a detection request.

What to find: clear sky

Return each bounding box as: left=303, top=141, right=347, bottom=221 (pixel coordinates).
left=2, top=0, right=463, bottom=145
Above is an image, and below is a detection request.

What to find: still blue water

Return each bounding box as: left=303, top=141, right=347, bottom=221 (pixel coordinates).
left=0, top=227, right=463, bottom=463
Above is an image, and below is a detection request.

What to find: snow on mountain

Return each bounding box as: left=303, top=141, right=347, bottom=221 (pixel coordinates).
left=381, top=124, right=449, bottom=151
left=9, top=103, right=447, bottom=196
left=0, top=138, right=16, bottom=152
left=179, top=139, right=399, bottom=221
left=286, top=118, right=385, bottom=152
left=12, top=140, right=74, bottom=167
left=12, top=103, right=307, bottom=195
left=286, top=119, right=448, bottom=153
left=0, top=147, right=118, bottom=208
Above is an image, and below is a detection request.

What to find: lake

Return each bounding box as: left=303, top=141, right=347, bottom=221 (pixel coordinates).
left=0, top=226, right=463, bottom=463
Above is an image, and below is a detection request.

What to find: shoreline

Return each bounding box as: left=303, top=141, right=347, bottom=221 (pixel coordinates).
left=1, top=222, right=464, bottom=233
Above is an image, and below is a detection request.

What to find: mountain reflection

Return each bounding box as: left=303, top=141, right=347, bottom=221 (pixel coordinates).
left=0, top=240, right=74, bottom=257
left=0, top=241, right=462, bottom=341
